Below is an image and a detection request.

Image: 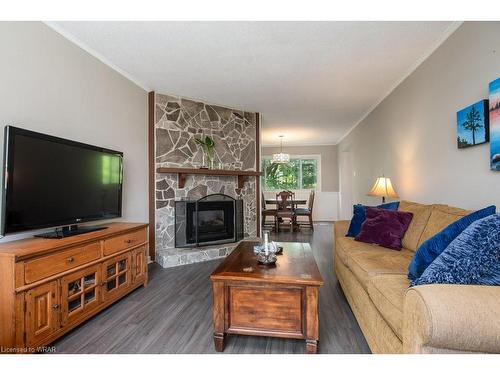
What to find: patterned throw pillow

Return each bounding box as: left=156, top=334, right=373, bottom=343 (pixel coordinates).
left=412, top=214, right=500, bottom=286
left=346, top=201, right=400, bottom=237
left=408, top=205, right=496, bottom=280
left=354, top=207, right=413, bottom=250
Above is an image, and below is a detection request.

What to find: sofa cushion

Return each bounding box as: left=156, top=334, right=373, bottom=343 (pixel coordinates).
left=408, top=205, right=496, bottom=281
left=335, top=260, right=404, bottom=353
left=413, top=214, right=500, bottom=286
left=348, top=248, right=414, bottom=291
left=398, top=201, right=433, bottom=251
left=336, top=236, right=382, bottom=266
left=346, top=201, right=400, bottom=237
left=368, top=274, right=410, bottom=340
left=417, top=204, right=470, bottom=247
left=355, top=207, right=413, bottom=250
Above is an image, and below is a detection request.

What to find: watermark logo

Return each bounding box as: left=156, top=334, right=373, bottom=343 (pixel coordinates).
left=1, top=346, right=56, bottom=354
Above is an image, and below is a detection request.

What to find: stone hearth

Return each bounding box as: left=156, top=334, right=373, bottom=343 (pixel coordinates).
left=156, top=242, right=238, bottom=269
left=154, top=93, right=259, bottom=268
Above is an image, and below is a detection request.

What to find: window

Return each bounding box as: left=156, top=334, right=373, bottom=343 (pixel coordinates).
left=261, top=156, right=320, bottom=191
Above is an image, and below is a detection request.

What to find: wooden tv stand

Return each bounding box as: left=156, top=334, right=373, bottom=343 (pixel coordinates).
left=0, top=222, right=148, bottom=352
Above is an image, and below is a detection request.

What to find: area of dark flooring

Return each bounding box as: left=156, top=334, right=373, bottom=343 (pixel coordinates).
left=53, top=223, right=370, bottom=354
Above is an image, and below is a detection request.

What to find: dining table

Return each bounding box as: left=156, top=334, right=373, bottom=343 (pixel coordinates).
left=264, top=199, right=308, bottom=231
left=264, top=199, right=307, bottom=207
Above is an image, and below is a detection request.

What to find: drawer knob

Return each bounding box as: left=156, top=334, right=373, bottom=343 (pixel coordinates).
left=66, top=256, right=74, bottom=263
left=52, top=304, right=60, bottom=310
left=125, top=239, right=134, bottom=244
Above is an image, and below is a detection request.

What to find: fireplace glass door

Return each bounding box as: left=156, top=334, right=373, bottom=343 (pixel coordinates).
left=195, top=201, right=234, bottom=245
left=175, top=194, right=243, bottom=247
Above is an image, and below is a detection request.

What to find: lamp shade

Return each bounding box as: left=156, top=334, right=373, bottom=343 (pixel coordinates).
left=367, top=176, right=399, bottom=199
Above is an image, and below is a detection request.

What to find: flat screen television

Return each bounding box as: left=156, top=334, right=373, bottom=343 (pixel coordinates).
left=2, top=126, right=123, bottom=238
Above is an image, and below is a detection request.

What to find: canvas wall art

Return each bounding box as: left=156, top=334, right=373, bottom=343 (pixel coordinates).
left=456, top=99, right=489, bottom=148
left=490, top=78, right=500, bottom=171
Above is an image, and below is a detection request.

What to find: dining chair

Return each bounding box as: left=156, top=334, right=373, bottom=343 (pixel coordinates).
left=261, top=192, right=277, bottom=231
left=275, top=191, right=296, bottom=232
left=295, top=190, right=315, bottom=231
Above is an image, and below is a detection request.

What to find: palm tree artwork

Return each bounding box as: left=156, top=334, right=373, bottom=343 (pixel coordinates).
left=456, top=100, right=489, bottom=149
left=463, top=105, right=482, bottom=145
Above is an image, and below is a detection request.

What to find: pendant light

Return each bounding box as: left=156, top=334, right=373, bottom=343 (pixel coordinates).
left=272, top=135, right=290, bottom=164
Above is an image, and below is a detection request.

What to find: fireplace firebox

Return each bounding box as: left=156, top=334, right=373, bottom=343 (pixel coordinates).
left=174, top=194, right=243, bottom=247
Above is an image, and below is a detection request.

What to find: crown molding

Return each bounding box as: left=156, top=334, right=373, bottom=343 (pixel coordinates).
left=262, top=141, right=338, bottom=147
left=44, top=21, right=151, bottom=92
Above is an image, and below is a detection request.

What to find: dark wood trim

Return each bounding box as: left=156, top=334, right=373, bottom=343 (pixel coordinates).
left=156, top=167, right=262, bottom=194
left=255, top=112, right=261, bottom=236
left=148, top=91, right=155, bottom=261
left=156, top=167, right=262, bottom=177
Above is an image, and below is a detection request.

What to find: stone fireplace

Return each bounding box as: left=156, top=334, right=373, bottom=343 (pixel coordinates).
left=153, top=92, right=259, bottom=268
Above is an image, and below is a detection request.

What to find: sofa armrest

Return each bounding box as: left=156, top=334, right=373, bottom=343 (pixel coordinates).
left=334, top=220, right=350, bottom=240
left=403, top=284, right=500, bottom=353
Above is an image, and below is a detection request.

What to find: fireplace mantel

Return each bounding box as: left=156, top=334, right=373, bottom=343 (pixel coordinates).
left=156, top=167, right=262, bottom=192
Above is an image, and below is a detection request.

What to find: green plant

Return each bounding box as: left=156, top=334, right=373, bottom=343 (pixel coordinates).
left=262, top=158, right=317, bottom=190
left=263, top=160, right=300, bottom=190
left=195, top=135, right=216, bottom=167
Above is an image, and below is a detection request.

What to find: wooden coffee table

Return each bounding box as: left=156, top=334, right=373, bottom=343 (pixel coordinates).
left=210, top=241, right=324, bottom=353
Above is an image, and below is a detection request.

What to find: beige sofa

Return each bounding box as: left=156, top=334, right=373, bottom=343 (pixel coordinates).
left=334, top=200, right=500, bottom=354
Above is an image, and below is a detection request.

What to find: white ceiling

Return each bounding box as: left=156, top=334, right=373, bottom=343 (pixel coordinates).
left=49, top=21, right=458, bottom=146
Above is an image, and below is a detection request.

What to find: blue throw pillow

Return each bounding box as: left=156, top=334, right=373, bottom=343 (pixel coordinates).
left=346, top=201, right=400, bottom=237
left=407, top=205, right=496, bottom=280
left=412, top=214, right=500, bottom=286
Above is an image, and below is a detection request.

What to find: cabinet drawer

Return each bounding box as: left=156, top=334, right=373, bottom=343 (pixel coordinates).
left=103, top=228, right=147, bottom=256
left=25, top=242, right=101, bottom=284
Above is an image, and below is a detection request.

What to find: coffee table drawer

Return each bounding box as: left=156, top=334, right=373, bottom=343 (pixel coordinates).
left=103, top=228, right=147, bottom=256
left=25, top=242, right=101, bottom=283
left=227, top=285, right=303, bottom=334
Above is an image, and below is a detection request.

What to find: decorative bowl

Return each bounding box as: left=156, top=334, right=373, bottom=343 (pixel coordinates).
left=253, top=244, right=265, bottom=254
left=257, top=252, right=277, bottom=266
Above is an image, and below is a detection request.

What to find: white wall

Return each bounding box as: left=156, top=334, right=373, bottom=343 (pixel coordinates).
left=0, top=22, right=148, bottom=241
left=338, top=22, right=500, bottom=211
left=305, top=191, right=338, bottom=221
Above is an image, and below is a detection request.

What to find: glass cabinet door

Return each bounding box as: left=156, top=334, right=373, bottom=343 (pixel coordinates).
left=61, top=265, right=101, bottom=326
left=102, top=253, right=131, bottom=301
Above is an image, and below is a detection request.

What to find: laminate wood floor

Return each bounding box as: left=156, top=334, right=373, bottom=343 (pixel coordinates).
left=52, top=223, right=370, bottom=354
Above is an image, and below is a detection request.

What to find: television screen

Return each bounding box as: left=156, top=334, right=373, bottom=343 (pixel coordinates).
left=2, top=126, right=123, bottom=235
